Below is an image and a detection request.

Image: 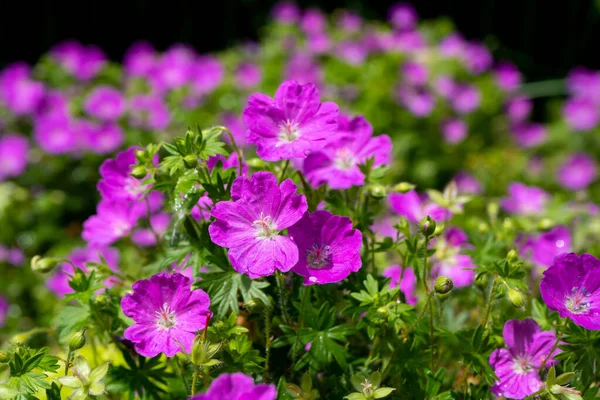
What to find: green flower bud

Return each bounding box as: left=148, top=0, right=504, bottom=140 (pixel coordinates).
left=487, top=202, right=499, bottom=220
left=68, top=331, right=86, bottom=351
left=0, top=351, right=9, bottom=363
left=135, top=150, right=146, bottom=162
left=367, top=184, right=387, bottom=199
left=420, top=216, right=436, bottom=237
left=376, top=306, right=389, bottom=319
left=31, top=256, right=60, bottom=273
left=244, top=298, right=265, bottom=313
left=130, top=166, right=147, bottom=179
left=478, top=221, right=489, bottom=233
left=507, top=288, right=526, bottom=308
left=246, top=158, right=267, bottom=168
left=538, top=218, right=554, bottom=231
left=502, top=218, right=515, bottom=232
left=183, top=155, right=198, bottom=169
left=507, top=249, right=519, bottom=263
left=393, top=182, right=415, bottom=193
left=94, top=294, right=110, bottom=309
left=434, top=276, right=453, bottom=294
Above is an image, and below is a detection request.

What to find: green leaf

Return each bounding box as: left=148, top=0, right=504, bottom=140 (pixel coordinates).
left=373, top=387, right=395, bottom=398
left=345, top=393, right=367, bottom=400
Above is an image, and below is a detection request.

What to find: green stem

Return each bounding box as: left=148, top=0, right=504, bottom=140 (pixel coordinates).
left=539, top=319, right=566, bottom=372
left=292, top=286, right=311, bottom=364
left=264, top=306, right=273, bottom=379
left=275, top=271, right=291, bottom=325
left=191, top=370, right=198, bottom=396
left=64, top=350, right=72, bottom=376
left=519, top=79, right=566, bottom=98
left=279, top=160, right=290, bottom=182
left=214, top=126, right=244, bottom=177
left=421, top=236, right=435, bottom=371
left=482, top=275, right=499, bottom=328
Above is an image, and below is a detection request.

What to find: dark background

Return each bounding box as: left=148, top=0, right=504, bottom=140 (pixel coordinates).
left=1, top=0, right=599, bottom=81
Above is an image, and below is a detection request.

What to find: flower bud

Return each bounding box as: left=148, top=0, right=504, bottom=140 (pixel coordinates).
left=502, top=218, right=514, bottom=233
left=246, top=158, right=267, bottom=169
left=68, top=331, right=86, bottom=351
left=393, top=182, right=415, bottom=193
left=94, top=294, right=111, bottom=309
left=507, top=288, right=526, bottom=308
left=30, top=256, right=59, bottom=273
left=367, top=184, right=387, bottom=199
left=135, top=150, right=146, bottom=162
left=537, top=218, right=554, bottom=231
left=244, top=298, right=265, bottom=313
left=376, top=306, right=389, bottom=319
left=130, top=166, right=147, bottom=179
left=420, top=216, right=436, bottom=237
left=487, top=202, right=499, bottom=220
left=0, top=351, right=9, bottom=363
left=434, top=276, right=453, bottom=294
left=477, top=221, right=489, bottom=233
left=507, top=249, right=519, bottom=263
left=183, top=155, right=198, bottom=169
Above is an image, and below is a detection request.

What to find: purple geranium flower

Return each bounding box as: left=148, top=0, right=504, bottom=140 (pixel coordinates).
left=495, top=62, right=522, bottom=92
left=396, top=86, right=435, bottom=117
left=511, top=123, right=547, bottom=148
left=190, top=56, right=224, bottom=96
left=338, top=10, right=362, bottom=33
left=519, top=226, right=571, bottom=270
left=84, top=86, right=126, bottom=121
left=463, top=42, right=492, bottom=74
left=557, top=153, right=597, bottom=190
left=82, top=122, right=124, bottom=154
left=34, top=115, right=78, bottom=155
left=489, top=319, right=561, bottom=399
left=285, top=54, right=323, bottom=88
left=288, top=210, right=362, bottom=285
left=209, top=172, right=308, bottom=278
left=562, top=97, right=599, bottom=132
left=431, top=227, right=475, bottom=288
left=82, top=200, right=143, bottom=246
left=98, top=147, right=148, bottom=202
left=441, top=118, right=467, bottom=144
left=123, top=41, right=156, bottom=77
left=121, top=273, right=211, bottom=357
left=0, top=295, right=8, bottom=327
left=382, top=265, right=417, bottom=305
left=303, top=114, right=392, bottom=189
left=337, top=41, right=368, bottom=65
left=388, top=3, right=418, bottom=31
left=506, top=95, right=533, bottom=122
left=0, top=63, right=45, bottom=115
left=243, top=80, right=339, bottom=161
left=401, top=62, right=428, bottom=86
left=501, top=182, right=550, bottom=216
left=50, top=41, right=106, bottom=81
left=132, top=213, right=171, bottom=247
left=453, top=171, right=482, bottom=195
left=272, top=2, right=300, bottom=24
left=566, top=67, right=600, bottom=104
left=129, top=95, right=170, bottom=130
left=221, top=113, right=248, bottom=148
left=450, top=84, right=481, bottom=114
left=0, top=134, right=29, bottom=181
left=148, top=45, right=194, bottom=93
left=236, top=63, right=262, bottom=89
left=439, top=33, right=466, bottom=58
left=300, top=8, right=326, bottom=35
left=540, top=253, right=600, bottom=330
left=190, top=372, right=276, bottom=400
left=388, top=190, right=451, bottom=223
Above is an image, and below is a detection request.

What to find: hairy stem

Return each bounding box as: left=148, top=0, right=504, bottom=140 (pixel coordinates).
left=539, top=319, right=566, bottom=371
left=276, top=271, right=291, bottom=325
left=421, top=236, right=435, bottom=371
left=292, top=286, right=311, bottom=364
left=482, top=275, right=499, bottom=328
left=279, top=160, right=290, bottom=182
left=191, top=370, right=198, bottom=396
left=214, top=125, right=244, bottom=177
left=264, top=306, right=273, bottom=379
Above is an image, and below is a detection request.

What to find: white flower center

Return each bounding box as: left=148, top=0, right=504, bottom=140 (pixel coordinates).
left=512, top=355, right=533, bottom=375
left=334, top=147, right=355, bottom=170
left=155, top=303, right=177, bottom=329
left=252, top=213, right=279, bottom=239
left=278, top=120, right=300, bottom=143
left=565, top=286, right=592, bottom=314
left=306, top=243, right=332, bottom=269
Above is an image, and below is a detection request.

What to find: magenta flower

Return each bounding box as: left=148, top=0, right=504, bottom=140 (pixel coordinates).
left=562, top=97, right=599, bottom=132
left=300, top=8, right=326, bottom=35
left=121, top=273, right=211, bottom=357
left=388, top=3, right=418, bottom=31
left=82, top=122, right=124, bottom=154
left=0, top=63, right=45, bottom=115
left=191, top=193, right=214, bottom=221
left=337, top=10, right=362, bottom=33
left=540, top=253, right=600, bottom=330
left=285, top=54, right=323, bottom=87
left=0, top=134, right=29, bottom=181
left=50, top=41, right=106, bottom=81
left=382, top=265, right=417, bottom=305
left=566, top=67, right=600, bottom=103
left=34, top=115, right=78, bottom=155
left=396, top=86, right=435, bottom=117
left=401, top=62, right=428, bottom=86
left=511, top=123, right=547, bottom=148
left=209, top=172, right=307, bottom=278
left=35, top=90, right=70, bottom=119
left=190, top=372, right=276, bottom=400
left=236, top=63, right=262, bottom=89
left=438, top=34, right=466, bottom=58
left=84, top=86, right=125, bottom=121
left=0, top=295, right=8, bottom=327
left=557, top=153, right=597, bottom=190
left=272, top=2, right=300, bottom=24
left=123, top=41, right=156, bottom=77
left=489, top=319, right=561, bottom=399
left=453, top=171, right=482, bottom=195
left=337, top=41, right=368, bottom=65
left=506, top=95, right=533, bottom=122
left=463, top=42, right=492, bottom=74
left=495, top=62, right=522, bottom=92
left=221, top=113, right=248, bottom=148
left=519, top=226, right=571, bottom=270
left=149, top=45, right=194, bottom=92
left=501, top=182, right=550, bottom=216
left=288, top=210, right=362, bottom=285
left=98, top=147, right=148, bottom=202
left=393, top=30, right=425, bottom=53
left=434, top=76, right=456, bottom=98
left=243, top=80, right=339, bottom=161
left=307, top=33, right=331, bottom=54
left=388, top=190, right=451, bottom=223
left=132, top=213, right=171, bottom=247
left=190, top=56, right=224, bottom=96
left=431, top=227, right=475, bottom=288
left=303, top=115, right=392, bottom=189
left=207, top=153, right=248, bottom=176
left=129, top=95, right=170, bottom=130
left=82, top=200, right=143, bottom=246
left=450, top=84, right=481, bottom=114
left=441, top=118, right=467, bottom=144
